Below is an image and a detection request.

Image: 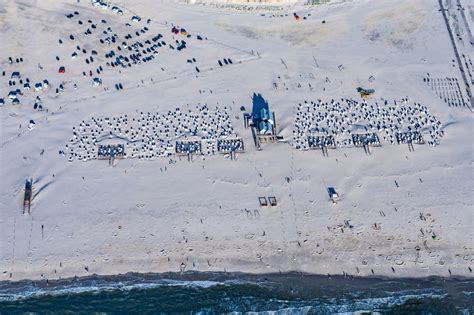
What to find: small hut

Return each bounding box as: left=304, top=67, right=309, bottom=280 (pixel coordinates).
left=23, top=179, right=33, bottom=214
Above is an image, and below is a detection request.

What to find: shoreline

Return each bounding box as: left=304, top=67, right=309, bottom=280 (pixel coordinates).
left=1, top=270, right=473, bottom=297
left=2, top=266, right=473, bottom=287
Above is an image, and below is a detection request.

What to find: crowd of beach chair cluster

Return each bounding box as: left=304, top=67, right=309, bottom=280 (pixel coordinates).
left=66, top=105, right=243, bottom=161
left=423, top=75, right=469, bottom=108
left=292, top=98, right=444, bottom=150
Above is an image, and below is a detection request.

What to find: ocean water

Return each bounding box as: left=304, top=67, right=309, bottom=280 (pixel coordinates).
left=0, top=272, right=472, bottom=314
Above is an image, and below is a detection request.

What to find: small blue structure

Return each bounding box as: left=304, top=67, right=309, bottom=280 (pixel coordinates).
left=247, top=93, right=277, bottom=145
left=327, top=187, right=339, bottom=199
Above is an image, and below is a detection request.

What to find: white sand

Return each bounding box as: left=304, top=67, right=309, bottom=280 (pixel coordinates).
left=0, top=0, right=473, bottom=282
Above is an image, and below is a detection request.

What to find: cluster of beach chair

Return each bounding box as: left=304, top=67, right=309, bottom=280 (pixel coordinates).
left=258, top=196, right=277, bottom=207
left=424, top=76, right=469, bottom=108
left=293, top=98, right=444, bottom=150
left=66, top=105, right=238, bottom=161
left=462, top=54, right=473, bottom=86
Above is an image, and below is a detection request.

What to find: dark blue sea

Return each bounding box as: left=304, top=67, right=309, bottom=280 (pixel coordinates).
left=0, top=272, right=472, bottom=314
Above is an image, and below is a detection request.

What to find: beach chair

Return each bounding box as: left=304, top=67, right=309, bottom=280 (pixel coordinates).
left=258, top=197, right=268, bottom=206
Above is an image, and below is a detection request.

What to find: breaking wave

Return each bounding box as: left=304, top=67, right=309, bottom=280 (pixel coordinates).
left=0, top=273, right=472, bottom=313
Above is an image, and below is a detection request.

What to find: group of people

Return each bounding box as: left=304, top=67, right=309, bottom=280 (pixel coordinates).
left=293, top=98, right=444, bottom=150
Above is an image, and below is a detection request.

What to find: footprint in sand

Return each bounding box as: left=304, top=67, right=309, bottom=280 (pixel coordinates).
left=244, top=233, right=255, bottom=240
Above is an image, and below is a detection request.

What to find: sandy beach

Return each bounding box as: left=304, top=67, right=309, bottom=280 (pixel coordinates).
left=0, top=0, right=473, bottom=283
